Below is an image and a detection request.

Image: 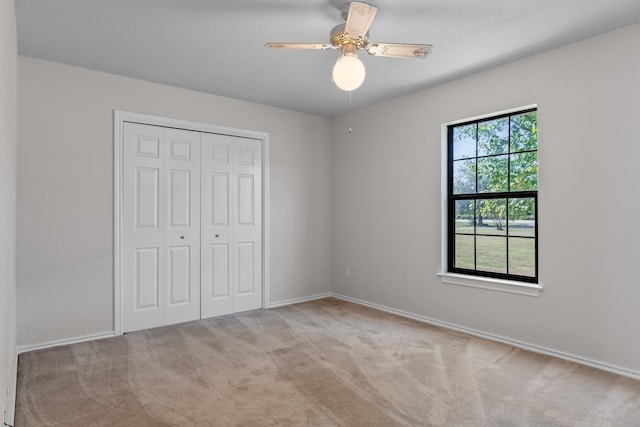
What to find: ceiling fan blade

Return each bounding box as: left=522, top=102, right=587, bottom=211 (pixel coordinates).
left=345, top=2, right=378, bottom=39
left=265, top=43, right=334, bottom=50
left=367, top=43, right=433, bottom=58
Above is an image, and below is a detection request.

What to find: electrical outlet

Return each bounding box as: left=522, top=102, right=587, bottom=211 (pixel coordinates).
left=345, top=268, right=351, bottom=279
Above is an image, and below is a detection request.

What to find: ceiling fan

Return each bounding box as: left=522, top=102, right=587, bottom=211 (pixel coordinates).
left=266, top=1, right=432, bottom=91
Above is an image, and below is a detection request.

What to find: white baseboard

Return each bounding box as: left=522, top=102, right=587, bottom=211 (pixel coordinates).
left=18, top=293, right=333, bottom=353
left=17, top=331, right=116, bottom=354
left=332, top=293, right=640, bottom=381
left=266, top=293, right=332, bottom=309
left=16, top=294, right=639, bottom=381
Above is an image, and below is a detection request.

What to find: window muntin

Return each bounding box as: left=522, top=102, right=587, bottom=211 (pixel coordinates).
left=448, top=109, right=538, bottom=283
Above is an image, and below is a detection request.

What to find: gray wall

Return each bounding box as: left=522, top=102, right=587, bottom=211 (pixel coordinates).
left=17, top=57, right=332, bottom=347
left=0, top=0, right=18, bottom=423
left=331, top=23, right=640, bottom=375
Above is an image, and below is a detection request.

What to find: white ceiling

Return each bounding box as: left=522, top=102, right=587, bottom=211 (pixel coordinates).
left=15, top=0, right=640, bottom=117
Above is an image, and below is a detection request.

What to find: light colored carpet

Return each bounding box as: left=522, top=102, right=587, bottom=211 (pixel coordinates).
left=15, top=298, right=640, bottom=426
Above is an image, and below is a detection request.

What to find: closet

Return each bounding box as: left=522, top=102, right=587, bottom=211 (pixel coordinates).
left=122, top=122, right=262, bottom=333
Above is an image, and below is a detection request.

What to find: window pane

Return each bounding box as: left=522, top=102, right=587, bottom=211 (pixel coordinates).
left=478, top=118, right=508, bottom=156
left=453, top=124, right=476, bottom=160
left=455, top=200, right=475, bottom=234
left=454, top=234, right=475, bottom=269
left=477, top=155, right=508, bottom=192
left=510, top=152, right=538, bottom=191
left=508, top=198, right=535, bottom=237
left=448, top=109, right=538, bottom=283
left=510, top=112, right=537, bottom=152
left=508, top=237, right=535, bottom=277
left=476, top=236, right=507, bottom=273
left=477, top=199, right=507, bottom=236
left=453, top=159, right=476, bottom=194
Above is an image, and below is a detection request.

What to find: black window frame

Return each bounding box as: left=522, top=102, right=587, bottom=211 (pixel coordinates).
left=447, top=108, right=538, bottom=283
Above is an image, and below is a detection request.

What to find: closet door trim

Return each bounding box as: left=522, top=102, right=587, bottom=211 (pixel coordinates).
left=113, top=110, right=270, bottom=336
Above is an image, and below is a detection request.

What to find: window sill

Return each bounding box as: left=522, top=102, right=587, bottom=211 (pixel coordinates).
left=437, top=273, right=542, bottom=297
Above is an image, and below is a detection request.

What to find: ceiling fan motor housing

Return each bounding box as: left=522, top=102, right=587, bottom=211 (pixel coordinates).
left=330, top=23, right=369, bottom=51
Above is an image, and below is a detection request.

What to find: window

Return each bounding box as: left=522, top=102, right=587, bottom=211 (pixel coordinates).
left=447, top=108, right=538, bottom=283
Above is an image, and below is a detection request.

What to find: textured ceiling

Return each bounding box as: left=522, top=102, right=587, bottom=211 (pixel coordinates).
left=15, top=0, right=640, bottom=117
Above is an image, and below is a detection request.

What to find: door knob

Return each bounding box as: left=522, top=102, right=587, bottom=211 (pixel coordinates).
left=180, top=235, right=185, bottom=239
left=215, top=234, right=219, bottom=237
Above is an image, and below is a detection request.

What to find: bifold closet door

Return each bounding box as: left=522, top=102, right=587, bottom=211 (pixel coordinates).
left=123, top=122, right=201, bottom=333
left=201, top=133, right=262, bottom=318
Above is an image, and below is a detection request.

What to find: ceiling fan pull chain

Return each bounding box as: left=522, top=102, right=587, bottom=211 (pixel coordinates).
left=349, top=91, right=353, bottom=134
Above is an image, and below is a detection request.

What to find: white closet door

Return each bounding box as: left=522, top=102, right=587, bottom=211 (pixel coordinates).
left=123, top=123, right=165, bottom=332
left=123, top=123, right=201, bottom=332
left=200, top=134, right=233, bottom=317
left=164, top=128, right=201, bottom=326
left=201, top=134, right=262, bottom=318
left=232, top=137, right=262, bottom=312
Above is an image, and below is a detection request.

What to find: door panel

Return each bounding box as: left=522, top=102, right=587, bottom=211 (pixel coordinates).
left=169, top=138, right=191, bottom=160
left=135, top=247, right=160, bottom=309
left=201, top=134, right=234, bottom=317
left=232, top=138, right=262, bottom=313
left=168, top=245, right=191, bottom=305
left=237, top=146, right=255, bottom=166
left=124, top=123, right=165, bottom=332
left=209, top=243, right=230, bottom=298
left=237, top=174, right=254, bottom=226
left=212, top=143, right=230, bottom=164
left=210, top=173, right=229, bottom=226
left=136, top=136, right=160, bottom=158
left=168, top=170, right=191, bottom=228
left=237, top=242, right=255, bottom=295
left=136, top=168, right=160, bottom=228
left=164, top=128, right=201, bottom=326
left=123, top=123, right=200, bottom=332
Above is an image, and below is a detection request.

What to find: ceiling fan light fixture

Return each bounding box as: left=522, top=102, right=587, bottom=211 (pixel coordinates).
left=266, top=2, right=432, bottom=92
left=332, top=53, right=366, bottom=91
